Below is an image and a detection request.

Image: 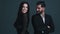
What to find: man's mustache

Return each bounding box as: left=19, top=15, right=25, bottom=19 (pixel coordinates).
left=37, top=11, right=43, bottom=14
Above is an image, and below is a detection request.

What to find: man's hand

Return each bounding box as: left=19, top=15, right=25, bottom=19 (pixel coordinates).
left=47, top=25, right=50, bottom=29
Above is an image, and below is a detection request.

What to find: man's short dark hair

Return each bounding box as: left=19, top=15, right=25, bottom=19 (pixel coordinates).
left=36, top=1, right=46, bottom=7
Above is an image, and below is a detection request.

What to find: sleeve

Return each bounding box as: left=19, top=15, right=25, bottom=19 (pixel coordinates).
left=13, top=17, right=23, bottom=30
left=32, top=16, right=38, bottom=31
left=48, top=16, right=55, bottom=33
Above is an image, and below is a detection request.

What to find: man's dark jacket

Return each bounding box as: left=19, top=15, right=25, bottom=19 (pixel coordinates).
left=32, top=13, right=55, bottom=34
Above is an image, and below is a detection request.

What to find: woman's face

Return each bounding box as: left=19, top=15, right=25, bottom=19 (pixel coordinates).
left=22, top=3, right=28, bottom=13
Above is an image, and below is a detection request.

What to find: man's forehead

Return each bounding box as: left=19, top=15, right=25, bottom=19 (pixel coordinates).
left=37, top=5, right=41, bottom=7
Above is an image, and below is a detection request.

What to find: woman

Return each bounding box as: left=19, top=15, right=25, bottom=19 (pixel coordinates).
left=14, top=1, right=29, bottom=34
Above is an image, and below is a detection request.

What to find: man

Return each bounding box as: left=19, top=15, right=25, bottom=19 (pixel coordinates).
left=32, top=1, right=55, bottom=34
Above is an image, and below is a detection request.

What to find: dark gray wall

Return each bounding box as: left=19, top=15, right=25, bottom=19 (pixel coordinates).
left=0, top=0, right=60, bottom=34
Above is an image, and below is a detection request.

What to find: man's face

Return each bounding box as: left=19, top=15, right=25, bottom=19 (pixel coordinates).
left=22, top=3, right=28, bottom=13
left=36, top=4, right=45, bottom=13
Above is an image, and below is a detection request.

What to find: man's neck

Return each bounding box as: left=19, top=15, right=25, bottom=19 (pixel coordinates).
left=40, top=12, right=45, bottom=23
left=41, top=12, right=45, bottom=17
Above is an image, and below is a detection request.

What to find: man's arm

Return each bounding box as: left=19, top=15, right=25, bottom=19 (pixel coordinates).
left=47, top=16, right=55, bottom=33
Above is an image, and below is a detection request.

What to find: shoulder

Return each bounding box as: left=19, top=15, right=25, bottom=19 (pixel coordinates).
left=32, top=14, right=41, bottom=20
left=32, top=14, right=39, bottom=17
left=45, top=14, right=52, bottom=18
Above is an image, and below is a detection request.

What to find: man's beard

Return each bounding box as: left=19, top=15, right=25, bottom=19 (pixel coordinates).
left=37, top=11, right=43, bottom=14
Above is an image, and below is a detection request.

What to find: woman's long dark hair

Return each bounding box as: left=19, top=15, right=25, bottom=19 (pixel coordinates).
left=14, top=1, right=29, bottom=27
left=17, top=1, right=29, bottom=20
left=18, top=1, right=29, bottom=17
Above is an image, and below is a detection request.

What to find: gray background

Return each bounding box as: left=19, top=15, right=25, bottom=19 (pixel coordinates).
left=0, top=0, right=60, bottom=34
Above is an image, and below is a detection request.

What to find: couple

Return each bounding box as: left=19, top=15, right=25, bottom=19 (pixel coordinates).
left=14, top=1, right=55, bottom=34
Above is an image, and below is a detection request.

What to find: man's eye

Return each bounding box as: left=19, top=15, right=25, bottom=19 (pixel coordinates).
left=37, top=8, right=40, bottom=9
